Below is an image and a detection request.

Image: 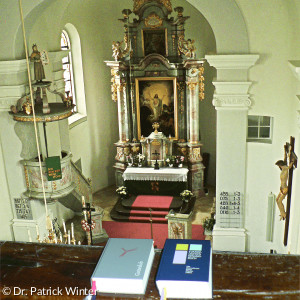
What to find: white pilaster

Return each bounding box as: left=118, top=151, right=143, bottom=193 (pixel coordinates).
left=206, top=54, right=259, bottom=252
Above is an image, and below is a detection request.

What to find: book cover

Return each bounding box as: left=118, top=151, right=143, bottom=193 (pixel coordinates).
left=156, top=239, right=212, bottom=299
left=91, top=238, right=154, bottom=295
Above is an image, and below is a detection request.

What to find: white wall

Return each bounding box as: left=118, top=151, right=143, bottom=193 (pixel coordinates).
left=237, top=0, right=300, bottom=253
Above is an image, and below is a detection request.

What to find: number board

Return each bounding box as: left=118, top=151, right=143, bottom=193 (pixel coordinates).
left=14, top=198, right=33, bottom=220
left=219, top=191, right=243, bottom=228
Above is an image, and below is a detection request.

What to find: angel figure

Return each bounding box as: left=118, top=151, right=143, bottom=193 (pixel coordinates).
left=178, top=37, right=196, bottom=59
left=112, top=41, right=123, bottom=61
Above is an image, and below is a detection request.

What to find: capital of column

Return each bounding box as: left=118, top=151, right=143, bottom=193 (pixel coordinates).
left=212, top=81, right=252, bottom=109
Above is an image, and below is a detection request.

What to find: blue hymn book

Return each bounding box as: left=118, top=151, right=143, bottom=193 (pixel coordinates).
left=156, top=239, right=212, bottom=299
left=91, top=238, right=154, bottom=295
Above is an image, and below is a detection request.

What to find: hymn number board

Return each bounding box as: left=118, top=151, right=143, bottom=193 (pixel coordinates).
left=219, top=191, right=243, bottom=228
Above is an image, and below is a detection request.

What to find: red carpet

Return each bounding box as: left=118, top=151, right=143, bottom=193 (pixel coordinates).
left=131, top=195, right=173, bottom=209
left=102, top=221, right=205, bottom=249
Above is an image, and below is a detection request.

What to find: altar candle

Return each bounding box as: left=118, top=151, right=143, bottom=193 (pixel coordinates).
left=54, top=234, right=58, bottom=244
left=78, top=241, right=81, bottom=245
left=27, top=228, right=32, bottom=242
left=83, top=210, right=87, bottom=221
left=60, top=232, right=63, bottom=243
left=36, top=224, right=39, bottom=237
left=71, top=222, right=74, bottom=239
left=82, top=196, right=85, bottom=207
left=62, top=219, right=66, bottom=233
left=68, top=230, right=71, bottom=244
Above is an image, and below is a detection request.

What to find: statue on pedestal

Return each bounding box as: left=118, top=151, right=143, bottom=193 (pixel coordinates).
left=30, top=44, right=45, bottom=82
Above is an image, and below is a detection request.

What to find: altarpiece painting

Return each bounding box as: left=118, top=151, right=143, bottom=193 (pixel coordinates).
left=136, top=77, right=177, bottom=139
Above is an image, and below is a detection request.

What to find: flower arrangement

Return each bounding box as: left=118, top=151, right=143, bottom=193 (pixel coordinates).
left=203, top=216, right=216, bottom=232
left=180, top=189, right=193, bottom=201
left=165, top=155, right=185, bottom=167
left=126, top=153, right=146, bottom=167
left=116, top=186, right=128, bottom=198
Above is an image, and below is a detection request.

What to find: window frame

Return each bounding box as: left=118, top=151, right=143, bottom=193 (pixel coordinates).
left=61, top=24, right=87, bottom=128
left=247, top=115, right=273, bottom=144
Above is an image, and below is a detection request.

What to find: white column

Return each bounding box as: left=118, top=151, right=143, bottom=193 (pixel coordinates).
left=206, top=55, right=259, bottom=252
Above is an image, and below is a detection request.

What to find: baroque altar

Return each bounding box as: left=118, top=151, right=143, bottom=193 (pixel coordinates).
left=106, top=0, right=206, bottom=196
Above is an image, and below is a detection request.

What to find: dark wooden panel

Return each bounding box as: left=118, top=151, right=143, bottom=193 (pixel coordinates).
left=0, top=242, right=299, bottom=299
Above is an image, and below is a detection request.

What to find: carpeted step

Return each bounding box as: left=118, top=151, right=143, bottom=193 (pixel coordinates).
left=129, top=210, right=168, bottom=217
left=128, top=216, right=168, bottom=223
left=122, top=195, right=183, bottom=211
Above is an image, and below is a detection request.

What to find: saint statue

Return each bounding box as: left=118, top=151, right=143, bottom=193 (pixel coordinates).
left=30, top=44, right=45, bottom=82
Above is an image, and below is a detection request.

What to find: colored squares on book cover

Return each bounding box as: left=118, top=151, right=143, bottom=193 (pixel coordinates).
left=173, top=243, right=188, bottom=264
left=176, top=244, right=189, bottom=251
left=190, top=244, right=202, bottom=251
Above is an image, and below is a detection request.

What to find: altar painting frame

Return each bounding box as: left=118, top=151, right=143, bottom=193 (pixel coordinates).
left=135, top=77, right=178, bottom=140
left=141, top=28, right=168, bottom=57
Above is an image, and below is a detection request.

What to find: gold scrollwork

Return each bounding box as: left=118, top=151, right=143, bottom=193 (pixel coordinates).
left=13, top=111, right=73, bottom=122
left=24, top=166, right=29, bottom=188
left=186, top=81, right=197, bottom=91
left=198, top=65, right=205, bottom=101
left=145, top=12, right=163, bottom=28
left=111, top=69, right=118, bottom=102
left=133, top=0, right=172, bottom=13
left=177, top=81, right=185, bottom=114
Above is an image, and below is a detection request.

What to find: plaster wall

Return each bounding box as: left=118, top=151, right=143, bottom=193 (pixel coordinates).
left=236, top=0, right=300, bottom=253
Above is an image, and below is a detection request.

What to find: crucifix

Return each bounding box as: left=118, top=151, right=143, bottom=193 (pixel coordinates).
left=82, top=197, right=96, bottom=245
left=152, top=149, right=160, bottom=170
left=275, top=136, right=297, bottom=246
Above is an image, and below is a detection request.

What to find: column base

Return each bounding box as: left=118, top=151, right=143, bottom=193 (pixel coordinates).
left=212, top=227, right=246, bottom=252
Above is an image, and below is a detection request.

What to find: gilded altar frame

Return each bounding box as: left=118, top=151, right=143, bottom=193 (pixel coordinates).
left=135, top=77, right=178, bottom=140
left=141, top=28, right=168, bottom=57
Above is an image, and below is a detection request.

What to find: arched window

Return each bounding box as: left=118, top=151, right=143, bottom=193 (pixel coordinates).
left=61, top=30, right=76, bottom=110
left=61, top=24, right=87, bottom=126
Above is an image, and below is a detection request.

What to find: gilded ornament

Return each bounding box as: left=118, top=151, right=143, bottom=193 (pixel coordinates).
left=198, top=65, right=205, bottom=101
left=133, top=0, right=172, bottom=13
left=178, top=36, right=196, bottom=59
left=145, top=12, right=163, bottom=28
left=186, top=81, right=197, bottom=91
left=13, top=110, right=73, bottom=122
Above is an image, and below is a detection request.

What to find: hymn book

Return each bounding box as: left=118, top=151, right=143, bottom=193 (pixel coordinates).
left=156, top=239, right=212, bottom=299
left=91, top=238, right=154, bottom=295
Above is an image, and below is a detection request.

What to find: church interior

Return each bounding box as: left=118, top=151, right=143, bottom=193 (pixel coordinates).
left=0, top=0, right=300, bottom=298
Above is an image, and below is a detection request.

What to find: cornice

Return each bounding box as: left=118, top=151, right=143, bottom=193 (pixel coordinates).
left=0, top=59, right=27, bottom=74
left=205, top=54, right=259, bottom=70
left=288, top=60, right=300, bottom=81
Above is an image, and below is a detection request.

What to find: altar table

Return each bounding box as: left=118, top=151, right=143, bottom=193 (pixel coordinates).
left=1, top=241, right=299, bottom=299
left=123, top=167, right=188, bottom=195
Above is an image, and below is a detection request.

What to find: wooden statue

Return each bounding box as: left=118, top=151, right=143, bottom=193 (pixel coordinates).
left=275, top=145, right=295, bottom=220
left=30, top=44, right=45, bottom=82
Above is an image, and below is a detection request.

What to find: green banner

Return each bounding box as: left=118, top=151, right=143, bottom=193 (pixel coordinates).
left=45, top=156, right=62, bottom=181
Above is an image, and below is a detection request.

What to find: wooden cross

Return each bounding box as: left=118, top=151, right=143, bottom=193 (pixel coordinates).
left=283, top=136, right=297, bottom=246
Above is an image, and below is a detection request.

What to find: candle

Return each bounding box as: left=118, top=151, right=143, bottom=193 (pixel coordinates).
left=27, top=228, right=32, bottom=242
left=60, top=232, right=63, bottom=243
left=62, top=219, right=66, bottom=233
left=68, top=230, right=71, bottom=244
left=82, top=196, right=85, bottom=207
left=84, top=210, right=87, bottom=221
left=78, top=241, right=81, bottom=245
left=71, top=223, right=74, bottom=239
left=54, top=234, right=58, bottom=244
left=36, top=224, right=39, bottom=237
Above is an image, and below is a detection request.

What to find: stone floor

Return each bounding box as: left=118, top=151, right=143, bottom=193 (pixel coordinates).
left=92, top=185, right=216, bottom=225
